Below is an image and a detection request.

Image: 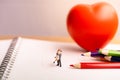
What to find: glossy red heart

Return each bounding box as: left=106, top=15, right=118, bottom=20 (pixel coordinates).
left=67, top=2, right=118, bottom=51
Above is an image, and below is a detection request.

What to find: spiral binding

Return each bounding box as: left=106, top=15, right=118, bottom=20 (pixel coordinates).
left=0, top=37, right=22, bottom=80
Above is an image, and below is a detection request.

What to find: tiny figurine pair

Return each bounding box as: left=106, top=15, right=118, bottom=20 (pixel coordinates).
left=53, top=49, right=62, bottom=67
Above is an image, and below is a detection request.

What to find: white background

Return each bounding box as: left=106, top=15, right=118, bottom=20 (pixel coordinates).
left=0, top=0, right=120, bottom=38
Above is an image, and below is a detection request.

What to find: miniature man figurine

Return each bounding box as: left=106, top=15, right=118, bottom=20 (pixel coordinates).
left=53, top=49, right=62, bottom=67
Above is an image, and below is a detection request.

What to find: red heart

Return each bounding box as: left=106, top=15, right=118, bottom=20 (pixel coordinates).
left=67, top=2, right=118, bottom=51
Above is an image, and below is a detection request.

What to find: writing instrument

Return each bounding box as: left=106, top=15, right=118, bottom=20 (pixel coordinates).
left=70, top=62, right=120, bottom=69
left=81, top=51, right=105, bottom=57
left=99, top=49, right=120, bottom=57
left=104, top=56, right=120, bottom=62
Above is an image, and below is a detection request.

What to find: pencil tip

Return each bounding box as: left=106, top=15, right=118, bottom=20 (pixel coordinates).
left=70, top=64, right=74, bottom=67
left=81, top=54, right=84, bottom=56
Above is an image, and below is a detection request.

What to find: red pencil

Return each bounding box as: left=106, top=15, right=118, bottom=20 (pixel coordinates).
left=70, top=62, right=120, bottom=69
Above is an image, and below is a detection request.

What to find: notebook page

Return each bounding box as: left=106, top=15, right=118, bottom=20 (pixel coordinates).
left=0, top=39, right=12, bottom=65
left=7, top=38, right=120, bottom=80
left=0, top=37, right=23, bottom=80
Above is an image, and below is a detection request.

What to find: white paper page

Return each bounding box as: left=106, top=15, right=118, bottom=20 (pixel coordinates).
left=104, top=43, right=120, bottom=50
left=0, top=39, right=12, bottom=65
left=7, top=38, right=120, bottom=80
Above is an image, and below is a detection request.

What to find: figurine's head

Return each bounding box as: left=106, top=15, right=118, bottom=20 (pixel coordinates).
left=57, top=49, right=62, bottom=52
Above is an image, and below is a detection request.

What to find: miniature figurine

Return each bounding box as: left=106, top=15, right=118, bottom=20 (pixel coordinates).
left=53, top=49, right=62, bottom=67
left=53, top=54, right=59, bottom=63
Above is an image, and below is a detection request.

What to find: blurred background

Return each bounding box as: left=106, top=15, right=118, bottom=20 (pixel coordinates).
left=0, top=0, right=120, bottom=39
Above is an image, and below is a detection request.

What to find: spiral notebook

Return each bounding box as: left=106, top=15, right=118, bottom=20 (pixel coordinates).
left=0, top=37, right=120, bottom=80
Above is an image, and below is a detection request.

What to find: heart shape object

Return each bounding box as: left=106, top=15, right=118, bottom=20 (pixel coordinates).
left=67, top=2, right=118, bottom=51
